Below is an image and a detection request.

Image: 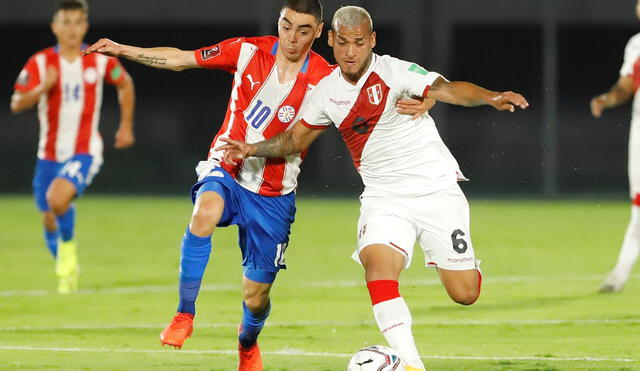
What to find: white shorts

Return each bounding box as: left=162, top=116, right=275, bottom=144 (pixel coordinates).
left=352, top=184, right=477, bottom=271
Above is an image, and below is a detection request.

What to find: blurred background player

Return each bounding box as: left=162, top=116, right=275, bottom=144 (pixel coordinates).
left=590, top=0, right=640, bottom=293
left=218, top=6, right=528, bottom=371
left=84, top=1, right=430, bottom=368
left=10, top=0, right=135, bottom=294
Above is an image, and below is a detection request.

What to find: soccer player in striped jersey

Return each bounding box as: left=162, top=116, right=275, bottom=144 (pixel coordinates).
left=84, top=1, right=430, bottom=368
left=10, top=0, right=135, bottom=294
left=591, top=0, right=640, bottom=293
left=219, top=6, right=528, bottom=371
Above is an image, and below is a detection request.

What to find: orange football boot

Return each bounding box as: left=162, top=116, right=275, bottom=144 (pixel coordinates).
left=160, top=312, right=194, bottom=349
left=238, top=341, right=262, bottom=371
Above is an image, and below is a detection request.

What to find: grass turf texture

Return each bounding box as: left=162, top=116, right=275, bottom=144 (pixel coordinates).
left=0, top=196, right=638, bottom=370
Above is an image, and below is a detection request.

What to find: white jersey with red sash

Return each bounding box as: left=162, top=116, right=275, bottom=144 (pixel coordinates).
left=301, top=54, right=465, bottom=198
left=194, top=36, right=334, bottom=196
left=14, top=45, right=127, bottom=163
left=619, top=33, right=640, bottom=201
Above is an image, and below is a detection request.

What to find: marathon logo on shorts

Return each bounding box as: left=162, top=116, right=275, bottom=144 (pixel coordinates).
left=367, top=83, right=383, bottom=105
left=447, top=257, right=474, bottom=264
left=201, top=45, right=221, bottom=61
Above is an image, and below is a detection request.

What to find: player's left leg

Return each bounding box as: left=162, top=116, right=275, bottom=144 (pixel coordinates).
left=46, top=154, right=101, bottom=294
left=437, top=268, right=482, bottom=305
left=418, top=184, right=481, bottom=305
left=236, top=188, right=295, bottom=371
left=238, top=274, right=273, bottom=371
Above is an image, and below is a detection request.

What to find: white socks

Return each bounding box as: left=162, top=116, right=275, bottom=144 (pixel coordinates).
left=373, top=297, right=425, bottom=370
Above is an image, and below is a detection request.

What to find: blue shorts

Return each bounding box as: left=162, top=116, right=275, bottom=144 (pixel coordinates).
left=33, top=154, right=100, bottom=212
left=192, top=166, right=296, bottom=284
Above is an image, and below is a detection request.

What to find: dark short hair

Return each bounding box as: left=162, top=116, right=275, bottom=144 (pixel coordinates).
left=55, top=0, right=89, bottom=14
left=282, top=0, right=323, bottom=22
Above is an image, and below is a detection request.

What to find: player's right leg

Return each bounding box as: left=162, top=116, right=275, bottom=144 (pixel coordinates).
left=354, top=204, right=426, bottom=371
left=160, top=188, right=224, bottom=349
left=161, top=164, right=242, bottom=349
left=601, top=203, right=640, bottom=292
left=359, top=244, right=426, bottom=371
left=33, top=159, right=60, bottom=258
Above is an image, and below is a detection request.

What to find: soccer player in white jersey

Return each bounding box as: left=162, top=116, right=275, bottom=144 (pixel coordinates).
left=219, top=6, right=529, bottom=371
left=10, top=0, right=135, bottom=294
left=590, top=0, right=640, bottom=293
left=84, top=1, right=429, bottom=369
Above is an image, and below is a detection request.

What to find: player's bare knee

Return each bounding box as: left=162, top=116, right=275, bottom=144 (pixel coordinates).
left=190, top=205, right=222, bottom=236
left=243, top=293, right=269, bottom=313
left=46, top=192, right=68, bottom=216
left=191, top=195, right=223, bottom=235
left=451, top=287, right=480, bottom=306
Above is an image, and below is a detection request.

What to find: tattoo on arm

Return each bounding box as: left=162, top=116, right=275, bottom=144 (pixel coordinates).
left=254, top=131, right=298, bottom=157
left=134, top=54, right=167, bottom=66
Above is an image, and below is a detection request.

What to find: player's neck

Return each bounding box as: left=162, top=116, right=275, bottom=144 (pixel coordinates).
left=58, top=43, right=82, bottom=62
left=274, top=49, right=309, bottom=84
left=342, top=54, right=374, bottom=86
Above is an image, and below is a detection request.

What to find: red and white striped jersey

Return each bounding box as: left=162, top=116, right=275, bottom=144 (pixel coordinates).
left=195, top=36, right=334, bottom=196
left=301, top=54, right=465, bottom=198
left=14, top=46, right=126, bottom=163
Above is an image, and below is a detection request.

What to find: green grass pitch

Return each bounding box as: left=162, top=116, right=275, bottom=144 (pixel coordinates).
left=0, top=195, right=638, bottom=370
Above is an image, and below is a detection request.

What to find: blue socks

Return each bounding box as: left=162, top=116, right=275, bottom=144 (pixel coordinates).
left=239, top=300, right=271, bottom=349
left=177, top=227, right=212, bottom=315
left=57, top=206, right=75, bottom=242
left=44, top=228, right=58, bottom=257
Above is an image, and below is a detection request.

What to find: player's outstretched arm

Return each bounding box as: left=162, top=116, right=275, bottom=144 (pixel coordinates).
left=396, top=97, right=436, bottom=120
left=114, top=72, right=135, bottom=149
left=426, top=77, right=529, bottom=112
left=216, top=121, right=326, bottom=165
left=10, top=67, right=58, bottom=114
left=84, top=38, right=198, bottom=71
left=590, top=76, right=634, bottom=118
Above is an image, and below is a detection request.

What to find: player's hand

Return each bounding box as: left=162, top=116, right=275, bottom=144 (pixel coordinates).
left=83, top=38, right=122, bottom=57
left=396, top=96, right=436, bottom=120
left=43, top=67, right=59, bottom=93
left=114, top=126, right=135, bottom=148
left=216, top=138, right=257, bottom=166
left=490, top=91, right=529, bottom=112
left=590, top=95, right=607, bottom=118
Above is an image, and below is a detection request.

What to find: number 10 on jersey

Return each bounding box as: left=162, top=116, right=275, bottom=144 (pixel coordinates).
left=245, top=99, right=272, bottom=132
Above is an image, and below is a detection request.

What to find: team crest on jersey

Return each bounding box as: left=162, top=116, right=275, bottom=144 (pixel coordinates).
left=83, top=67, right=98, bottom=84
left=201, top=46, right=221, bottom=60
left=278, top=105, right=296, bottom=123
left=16, top=69, right=29, bottom=86
left=367, top=84, right=383, bottom=105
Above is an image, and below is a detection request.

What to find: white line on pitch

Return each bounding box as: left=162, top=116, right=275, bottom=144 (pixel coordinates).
left=0, top=346, right=636, bottom=363
left=2, top=274, right=638, bottom=297
left=0, top=318, right=638, bottom=332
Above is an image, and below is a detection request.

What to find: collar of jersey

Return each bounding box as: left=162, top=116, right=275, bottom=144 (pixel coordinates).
left=54, top=43, right=88, bottom=54
left=271, top=41, right=311, bottom=74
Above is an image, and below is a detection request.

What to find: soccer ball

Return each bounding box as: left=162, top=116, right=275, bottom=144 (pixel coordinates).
left=347, top=345, right=405, bottom=370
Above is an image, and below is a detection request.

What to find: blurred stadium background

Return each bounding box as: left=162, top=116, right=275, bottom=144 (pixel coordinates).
left=1, top=0, right=638, bottom=198
left=2, top=1, right=640, bottom=370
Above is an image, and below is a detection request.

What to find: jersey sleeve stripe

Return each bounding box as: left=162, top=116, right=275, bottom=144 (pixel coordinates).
left=300, top=119, right=328, bottom=130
